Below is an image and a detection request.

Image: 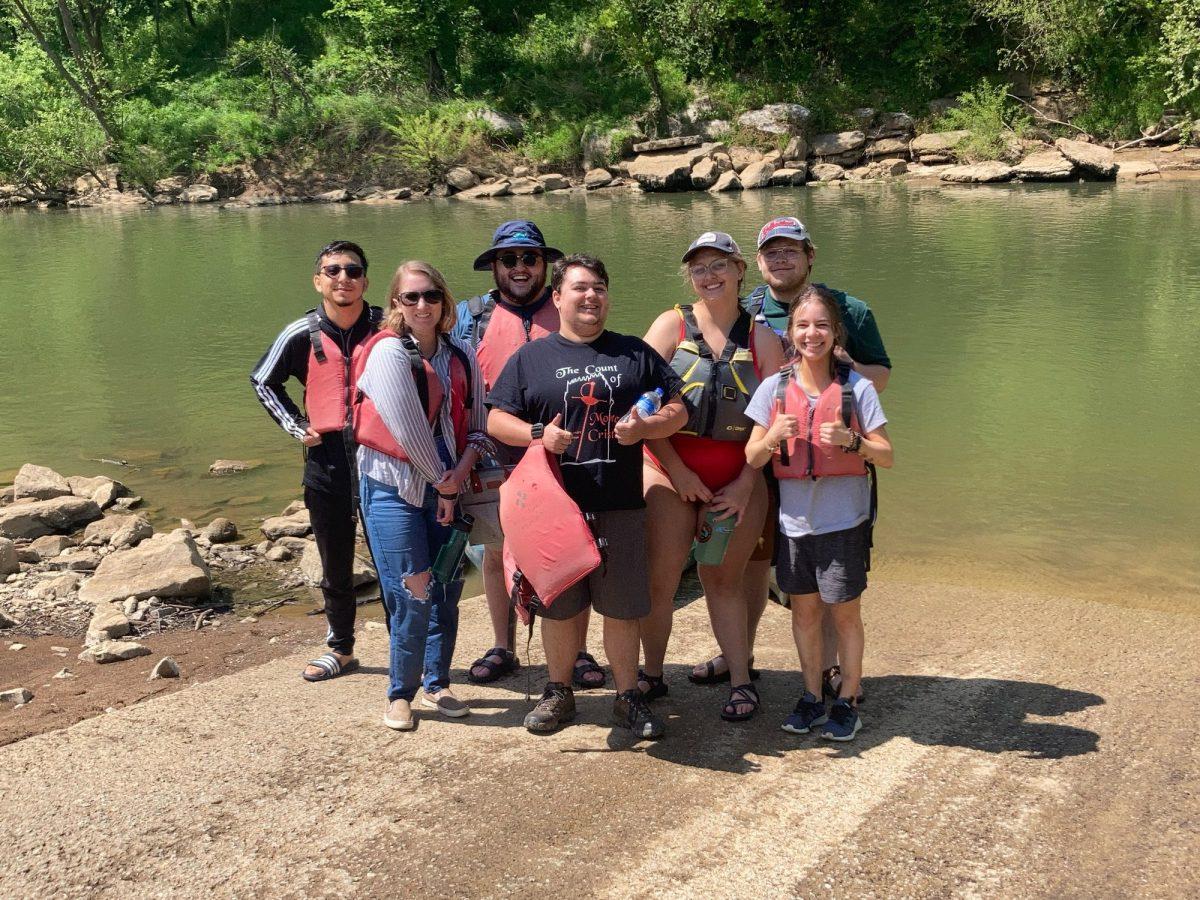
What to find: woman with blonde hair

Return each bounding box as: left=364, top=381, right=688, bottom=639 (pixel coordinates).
left=637, top=232, right=785, bottom=721
left=354, top=260, right=492, bottom=731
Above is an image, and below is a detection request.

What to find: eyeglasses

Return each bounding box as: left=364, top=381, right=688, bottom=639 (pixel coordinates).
left=688, top=258, right=732, bottom=279
left=498, top=251, right=543, bottom=269
left=761, top=248, right=802, bottom=263
left=319, top=264, right=366, bottom=279
left=395, top=289, right=446, bottom=306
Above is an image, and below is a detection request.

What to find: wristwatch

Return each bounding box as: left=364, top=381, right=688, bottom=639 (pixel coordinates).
left=530, top=422, right=545, bottom=440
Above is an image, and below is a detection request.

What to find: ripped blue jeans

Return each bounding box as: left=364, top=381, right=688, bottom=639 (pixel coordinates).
left=359, top=469, right=464, bottom=702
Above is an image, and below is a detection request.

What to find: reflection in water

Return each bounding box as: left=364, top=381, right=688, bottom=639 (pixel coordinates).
left=3, top=182, right=1198, bottom=610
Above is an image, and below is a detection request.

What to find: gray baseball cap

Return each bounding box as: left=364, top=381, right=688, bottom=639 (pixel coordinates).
left=682, top=231, right=742, bottom=263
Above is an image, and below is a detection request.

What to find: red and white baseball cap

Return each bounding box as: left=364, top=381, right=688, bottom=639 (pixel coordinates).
left=757, top=216, right=811, bottom=248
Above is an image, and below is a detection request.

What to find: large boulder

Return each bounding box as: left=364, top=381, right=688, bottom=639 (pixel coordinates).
left=810, top=163, right=847, bottom=182
left=453, top=180, right=512, bottom=200
left=811, top=131, right=867, bottom=157
left=0, top=496, right=102, bottom=539
left=690, top=158, right=719, bottom=189
left=469, top=108, right=523, bottom=139
left=28, top=534, right=76, bottom=559
left=628, top=146, right=711, bottom=191
left=631, top=135, right=703, bottom=154
left=1055, top=138, right=1117, bottom=179
left=1012, top=150, right=1074, bottom=181
left=538, top=173, right=571, bottom=191
left=739, top=161, right=776, bottom=190
left=770, top=167, right=808, bottom=186
left=299, top=541, right=376, bottom=588
left=14, top=464, right=71, bottom=501
left=260, top=509, right=311, bottom=540
left=708, top=171, right=742, bottom=192
left=85, top=603, right=130, bottom=645
left=736, top=104, right=811, bottom=136
left=67, top=475, right=129, bottom=507
left=1115, top=159, right=1160, bottom=180
left=79, top=530, right=212, bottom=605
left=508, top=177, right=544, bottom=196
left=82, top=514, right=153, bottom=548
left=911, top=130, right=971, bottom=163
left=864, top=138, right=912, bottom=160
left=583, top=168, right=614, bottom=190
left=204, top=518, right=238, bottom=544
left=178, top=184, right=219, bottom=203
left=79, top=641, right=151, bottom=664
left=444, top=167, right=478, bottom=192
left=868, top=112, right=916, bottom=139
left=940, top=162, right=1015, bottom=183
left=0, top=537, right=17, bottom=577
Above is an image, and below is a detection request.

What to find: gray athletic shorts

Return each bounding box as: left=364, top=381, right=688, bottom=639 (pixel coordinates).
left=538, top=508, right=650, bottom=621
left=776, top=521, right=870, bottom=603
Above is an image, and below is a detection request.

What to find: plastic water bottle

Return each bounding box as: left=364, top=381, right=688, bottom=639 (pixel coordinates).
left=619, top=387, right=664, bottom=424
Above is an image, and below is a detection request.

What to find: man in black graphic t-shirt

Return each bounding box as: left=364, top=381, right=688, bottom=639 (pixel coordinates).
left=488, top=254, right=685, bottom=739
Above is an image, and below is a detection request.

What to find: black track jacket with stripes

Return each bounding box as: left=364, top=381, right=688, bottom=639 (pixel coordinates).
left=250, top=303, right=383, bottom=494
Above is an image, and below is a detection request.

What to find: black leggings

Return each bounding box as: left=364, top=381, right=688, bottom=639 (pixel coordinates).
left=304, top=485, right=358, bottom=656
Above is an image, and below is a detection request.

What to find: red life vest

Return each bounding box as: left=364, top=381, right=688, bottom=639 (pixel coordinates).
left=304, top=311, right=366, bottom=434
left=771, top=364, right=867, bottom=480
left=474, top=295, right=559, bottom=389
left=352, top=330, right=472, bottom=460
left=499, top=441, right=602, bottom=624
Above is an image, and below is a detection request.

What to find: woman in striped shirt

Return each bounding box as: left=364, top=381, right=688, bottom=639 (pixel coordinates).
left=355, top=260, right=493, bottom=731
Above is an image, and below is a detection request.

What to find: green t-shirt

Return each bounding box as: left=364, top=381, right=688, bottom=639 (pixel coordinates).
left=744, top=283, right=892, bottom=369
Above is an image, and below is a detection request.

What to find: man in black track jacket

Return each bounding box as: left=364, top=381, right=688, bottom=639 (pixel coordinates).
left=250, top=240, right=381, bottom=682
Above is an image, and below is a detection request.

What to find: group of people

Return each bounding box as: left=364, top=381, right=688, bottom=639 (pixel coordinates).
left=251, top=214, right=893, bottom=743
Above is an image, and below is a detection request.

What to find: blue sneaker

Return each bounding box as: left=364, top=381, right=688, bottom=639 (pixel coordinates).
left=781, top=691, right=828, bottom=734
left=820, top=698, right=861, bottom=741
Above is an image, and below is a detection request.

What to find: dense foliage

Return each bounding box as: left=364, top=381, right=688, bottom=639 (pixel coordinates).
left=1, top=0, right=1197, bottom=190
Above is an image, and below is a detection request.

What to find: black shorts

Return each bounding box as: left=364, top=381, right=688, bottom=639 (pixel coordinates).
left=538, top=508, right=650, bottom=621
left=776, top=521, right=870, bottom=603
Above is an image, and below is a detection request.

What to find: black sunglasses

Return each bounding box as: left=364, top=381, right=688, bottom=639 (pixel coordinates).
left=395, top=289, right=446, bottom=306
left=497, top=251, right=543, bottom=269
left=319, top=264, right=366, bottom=279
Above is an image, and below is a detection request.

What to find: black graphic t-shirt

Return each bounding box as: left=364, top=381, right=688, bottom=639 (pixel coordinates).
left=487, top=331, right=683, bottom=512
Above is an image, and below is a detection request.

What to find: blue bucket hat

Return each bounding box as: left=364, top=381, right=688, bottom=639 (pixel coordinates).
left=472, top=220, right=564, bottom=271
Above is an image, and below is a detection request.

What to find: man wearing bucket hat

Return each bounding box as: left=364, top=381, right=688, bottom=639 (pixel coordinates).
left=451, top=221, right=608, bottom=692
left=691, top=215, right=893, bottom=702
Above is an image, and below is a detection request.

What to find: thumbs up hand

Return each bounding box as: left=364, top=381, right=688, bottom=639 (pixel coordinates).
left=542, top=412, right=573, bottom=454
left=819, top=416, right=852, bottom=448
left=766, top=401, right=799, bottom=449
left=615, top=404, right=644, bottom=445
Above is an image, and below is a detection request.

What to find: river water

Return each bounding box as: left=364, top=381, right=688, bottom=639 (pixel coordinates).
left=3, top=182, right=1198, bottom=611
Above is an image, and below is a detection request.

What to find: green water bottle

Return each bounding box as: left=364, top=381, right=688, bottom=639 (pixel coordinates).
left=693, top=507, right=735, bottom=566
left=432, top=511, right=475, bottom=584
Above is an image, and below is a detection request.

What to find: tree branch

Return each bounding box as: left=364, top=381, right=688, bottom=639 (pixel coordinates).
left=1006, top=93, right=1091, bottom=137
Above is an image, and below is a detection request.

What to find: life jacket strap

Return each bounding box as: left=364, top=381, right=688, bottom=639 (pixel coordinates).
left=305, top=311, right=326, bottom=363
left=774, top=364, right=792, bottom=467
left=468, top=293, right=496, bottom=347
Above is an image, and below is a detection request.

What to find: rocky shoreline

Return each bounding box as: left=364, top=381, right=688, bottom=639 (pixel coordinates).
left=2, top=105, right=1196, bottom=213
left=0, top=462, right=375, bottom=707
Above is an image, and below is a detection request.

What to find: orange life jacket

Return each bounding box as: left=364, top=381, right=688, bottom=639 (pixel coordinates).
left=304, top=311, right=366, bottom=434
left=352, top=330, right=472, bottom=460
left=472, top=293, right=559, bottom=389
left=499, top=441, right=603, bottom=623
left=771, top=363, right=867, bottom=480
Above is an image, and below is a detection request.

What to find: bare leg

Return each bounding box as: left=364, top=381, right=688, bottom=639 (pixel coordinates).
left=542, top=612, right=585, bottom=685
left=640, top=464, right=698, bottom=680
left=470, top=544, right=514, bottom=680
left=699, top=477, right=767, bottom=713
left=743, top=558, right=771, bottom=653
left=821, top=608, right=839, bottom=671
left=790, top=593, right=825, bottom=697
left=603, top=616, right=642, bottom=694
left=828, top=598, right=864, bottom=701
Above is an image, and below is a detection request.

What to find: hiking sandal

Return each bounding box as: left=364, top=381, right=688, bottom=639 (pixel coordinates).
left=572, top=651, right=607, bottom=689
left=467, top=647, right=519, bottom=684
left=822, top=666, right=866, bottom=705
left=720, top=683, right=760, bottom=722
left=688, top=655, right=762, bottom=685
left=637, top=669, right=669, bottom=702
